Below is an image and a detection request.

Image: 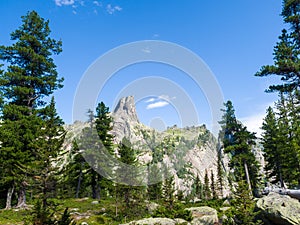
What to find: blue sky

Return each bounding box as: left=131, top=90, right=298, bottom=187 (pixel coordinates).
left=0, top=0, right=285, bottom=135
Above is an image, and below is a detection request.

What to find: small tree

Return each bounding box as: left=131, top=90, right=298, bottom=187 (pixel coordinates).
left=210, top=170, right=217, bottom=199
left=204, top=169, right=211, bottom=200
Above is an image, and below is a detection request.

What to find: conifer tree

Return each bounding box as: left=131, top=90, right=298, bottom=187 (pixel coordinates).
left=219, top=101, right=260, bottom=194
left=62, top=140, right=90, bottom=198
left=217, top=148, right=224, bottom=197
left=204, top=169, right=211, bottom=200
left=210, top=170, right=217, bottom=199
left=261, top=106, right=284, bottom=187
left=162, top=175, right=176, bottom=210
left=255, top=0, right=300, bottom=92
left=0, top=11, right=63, bottom=208
left=194, top=174, right=203, bottom=199
left=33, top=96, right=66, bottom=208
left=94, top=102, right=115, bottom=198
left=147, top=163, right=162, bottom=201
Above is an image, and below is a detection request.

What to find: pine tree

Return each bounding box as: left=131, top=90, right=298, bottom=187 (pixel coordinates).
left=255, top=0, right=300, bottom=92
left=210, top=170, right=217, bottom=199
left=94, top=102, right=115, bottom=198
left=219, top=101, right=260, bottom=194
left=147, top=163, right=162, bottom=201
left=62, top=140, right=90, bottom=198
left=204, top=169, right=211, bottom=200
left=116, top=137, right=144, bottom=218
left=33, top=96, right=66, bottom=208
left=261, top=106, right=285, bottom=187
left=162, top=175, right=176, bottom=210
left=78, top=109, right=102, bottom=199
left=0, top=11, right=63, bottom=209
left=217, top=148, right=224, bottom=197
left=194, top=174, right=203, bottom=199
left=224, top=181, right=262, bottom=225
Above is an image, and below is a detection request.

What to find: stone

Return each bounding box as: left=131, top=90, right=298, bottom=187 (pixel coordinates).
left=185, top=206, right=219, bottom=225
left=256, top=192, right=300, bottom=225
left=120, top=217, right=188, bottom=225
left=91, top=200, right=99, bottom=204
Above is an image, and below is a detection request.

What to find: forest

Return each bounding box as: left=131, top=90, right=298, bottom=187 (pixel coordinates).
left=0, top=0, right=299, bottom=225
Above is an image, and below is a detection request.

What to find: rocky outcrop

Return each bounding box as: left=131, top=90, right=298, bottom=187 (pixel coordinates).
left=185, top=206, right=219, bottom=225
left=64, top=96, right=230, bottom=195
left=256, top=192, right=300, bottom=225
left=120, top=217, right=189, bottom=225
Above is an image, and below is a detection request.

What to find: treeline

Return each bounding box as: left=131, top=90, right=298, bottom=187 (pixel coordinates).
left=0, top=0, right=299, bottom=224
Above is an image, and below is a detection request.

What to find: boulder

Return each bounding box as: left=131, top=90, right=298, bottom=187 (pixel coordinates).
left=185, top=206, right=218, bottom=225
left=256, top=192, right=300, bottom=225
left=120, top=217, right=189, bottom=225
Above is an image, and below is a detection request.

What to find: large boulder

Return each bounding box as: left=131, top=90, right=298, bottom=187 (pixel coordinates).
left=185, top=206, right=218, bottom=225
left=120, top=217, right=189, bottom=225
left=256, top=192, right=300, bottom=225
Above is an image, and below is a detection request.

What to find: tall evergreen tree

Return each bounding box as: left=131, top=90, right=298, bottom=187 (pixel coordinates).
left=94, top=102, right=115, bottom=198
left=255, top=0, right=300, bottom=92
left=147, top=163, right=162, bottom=201
left=204, top=169, right=211, bottom=200
left=0, top=11, right=63, bottom=209
left=210, top=170, right=217, bottom=199
left=219, top=101, right=260, bottom=194
left=33, top=96, right=66, bottom=208
left=261, top=107, right=284, bottom=187
left=217, top=148, right=224, bottom=197
left=162, top=175, right=176, bottom=210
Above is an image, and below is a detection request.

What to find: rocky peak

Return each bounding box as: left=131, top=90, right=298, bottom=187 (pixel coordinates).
left=113, top=96, right=139, bottom=124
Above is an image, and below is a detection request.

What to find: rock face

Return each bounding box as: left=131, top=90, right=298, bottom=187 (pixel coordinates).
left=64, top=96, right=230, bottom=195
left=185, top=207, right=219, bottom=225
left=256, top=192, right=300, bottom=225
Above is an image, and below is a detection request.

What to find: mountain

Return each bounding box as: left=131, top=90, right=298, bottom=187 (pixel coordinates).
left=64, top=96, right=230, bottom=196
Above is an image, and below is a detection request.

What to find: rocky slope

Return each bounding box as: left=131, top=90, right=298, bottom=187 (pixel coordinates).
left=64, top=96, right=229, bottom=196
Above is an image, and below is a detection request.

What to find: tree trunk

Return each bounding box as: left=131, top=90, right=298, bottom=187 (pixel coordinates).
left=5, top=186, right=14, bottom=210
left=244, top=161, right=252, bottom=192
left=16, top=184, right=26, bottom=208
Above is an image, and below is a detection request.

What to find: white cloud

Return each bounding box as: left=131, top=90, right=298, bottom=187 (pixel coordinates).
left=55, top=0, right=75, bottom=6
left=240, top=114, right=265, bottom=137
left=158, top=95, right=176, bottom=101
left=106, top=4, right=122, bottom=14
left=145, top=98, right=156, bottom=103
left=240, top=101, right=275, bottom=137
left=93, top=1, right=102, bottom=7
left=146, top=101, right=169, bottom=109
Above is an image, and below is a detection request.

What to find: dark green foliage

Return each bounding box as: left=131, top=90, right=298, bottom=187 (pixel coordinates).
left=57, top=208, right=77, bottom=225
left=217, top=149, right=224, bottom=197
left=147, top=163, right=162, bottom=201
left=261, top=106, right=285, bottom=187
left=27, top=201, right=76, bottom=225
left=204, top=170, right=211, bottom=200
left=223, top=181, right=262, bottom=225
left=255, top=0, right=300, bottom=92
left=210, top=170, right=217, bottom=199
left=0, top=10, right=63, bottom=209
left=61, top=140, right=91, bottom=198
left=162, top=175, right=176, bottom=210
left=153, top=203, right=192, bottom=221
left=116, top=137, right=145, bottom=219
left=95, top=102, right=114, bottom=154
left=219, top=101, right=260, bottom=194
left=194, top=174, right=204, bottom=199
left=33, top=97, right=66, bottom=208
left=262, top=92, right=300, bottom=187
